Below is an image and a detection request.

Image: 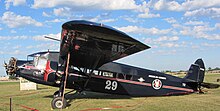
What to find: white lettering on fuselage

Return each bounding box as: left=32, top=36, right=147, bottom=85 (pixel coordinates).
left=103, top=72, right=113, bottom=77
left=94, top=71, right=114, bottom=78
left=148, top=75, right=166, bottom=80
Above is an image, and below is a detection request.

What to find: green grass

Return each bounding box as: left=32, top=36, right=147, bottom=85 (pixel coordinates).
left=0, top=73, right=219, bottom=111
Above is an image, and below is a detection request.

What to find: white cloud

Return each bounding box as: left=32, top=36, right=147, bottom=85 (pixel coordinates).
left=154, top=0, right=183, bottom=11
left=215, top=23, right=220, bottom=29
left=32, top=33, right=61, bottom=41
left=0, top=27, right=2, bottom=30
left=184, top=8, right=220, bottom=19
left=5, top=0, right=26, bottom=10
left=193, top=25, right=214, bottom=32
left=138, top=12, right=160, bottom=18
left=153, top=0, right=220, bottom=11
left=26, top=43, right=59, bottom=51
left=137, top=1, right=160, bottom=18
left=53, top=7, right=71, bottom=17
left=32, top=0, right=138, bottom=10
left=11, top=50, right=22, bottom=55
left=0, top=35, right=28, bottom=40
left=80, top=14, right=116, bottom=23
left=198, top=33, right=220, bottom=40
left=144, top=36, right=181, bottom=49
left=161, top=43, right=179, bottom=48
left=42, top=12, right=50, bottom=17
left=123, top=17, right=138, bottom=23
left=152, top=50, right=177, bottom=55
left=100, top=19, right=116, bottom=23
left=10, top=30, right=17, bottom=33
left=12, top=45, right=21, bottom=49
left=173, top=23, right=220, bottom=40
left=181, top=0, right=220, bottom=11
left=45, top=19, right=66, bottom=23
left=202, top=43, right=220, bottom=47
left=0, top=49, right=24, bottom=55
left=185, top=20, right=206, bottom=25
left=33, top=0, right=159, bottom=19
left=1, top=11, right=43, bottom=28
left=117, top=26, right=171, bottom=35
left=145, top=36, right=179, bottom=43
left=164, top=17, right=177, bottom=24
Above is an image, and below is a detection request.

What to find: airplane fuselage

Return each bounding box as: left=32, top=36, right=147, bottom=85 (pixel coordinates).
left=15, top=58, right=195, bottom=97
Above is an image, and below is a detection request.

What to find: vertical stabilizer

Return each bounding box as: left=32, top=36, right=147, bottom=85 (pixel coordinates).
left=184, top=59, right=205, bottom=83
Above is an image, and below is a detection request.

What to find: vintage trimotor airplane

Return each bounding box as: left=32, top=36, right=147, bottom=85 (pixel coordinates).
left=4, top=20, right=219, bottom=109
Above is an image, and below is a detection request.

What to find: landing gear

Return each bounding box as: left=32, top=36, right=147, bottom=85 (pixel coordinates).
left=51, top=97, right=67, bottom=109
left=198, top=83, right=204, bottom=94
left=51, top=74, right=68, bottom=109
left=51, top=53, right=71, bottom=109
left=53, top=91, right=60, bottom=98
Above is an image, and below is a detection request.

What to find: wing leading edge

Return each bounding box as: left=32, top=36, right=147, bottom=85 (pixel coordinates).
left=60, top=20, right=150, bottom=69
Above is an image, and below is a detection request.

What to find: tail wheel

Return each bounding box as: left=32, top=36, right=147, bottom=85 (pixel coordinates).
left=51, top=97, right=67, bottom=109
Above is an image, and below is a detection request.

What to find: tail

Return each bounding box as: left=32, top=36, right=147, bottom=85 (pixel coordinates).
left=184, top=59, right=205, bottom=83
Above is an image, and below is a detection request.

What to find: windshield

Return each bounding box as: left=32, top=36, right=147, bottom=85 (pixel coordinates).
left=33, top=53, right=49, bottom=70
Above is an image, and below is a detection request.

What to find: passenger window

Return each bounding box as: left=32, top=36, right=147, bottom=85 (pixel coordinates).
left=117, top=73, right=125, bottom=79
left=93, top=70, right=99, bottom=75
left=126, top=75, right=132, bottom=80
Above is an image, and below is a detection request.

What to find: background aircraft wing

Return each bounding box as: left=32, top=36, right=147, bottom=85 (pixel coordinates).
left=60, top=20, right=150, bottom=69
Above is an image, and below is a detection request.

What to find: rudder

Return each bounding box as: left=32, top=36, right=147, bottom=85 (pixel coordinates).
left=184, top=59, right=205, bottom=83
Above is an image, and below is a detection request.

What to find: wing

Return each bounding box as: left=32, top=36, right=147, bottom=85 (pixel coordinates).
left=60, top=20, right=150, bottom=69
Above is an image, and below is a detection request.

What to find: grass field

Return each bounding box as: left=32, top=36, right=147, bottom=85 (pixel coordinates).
left=0, top=73, right=220, bottom=111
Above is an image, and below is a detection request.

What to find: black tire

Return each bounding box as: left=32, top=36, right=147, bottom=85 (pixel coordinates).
left=53, top=91, right=60, bottom=98
left=51, top=97, right=67, bottom=109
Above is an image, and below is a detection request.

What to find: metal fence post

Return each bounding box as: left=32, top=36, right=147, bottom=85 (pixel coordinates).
left=10, top=97, right=12, bottom=111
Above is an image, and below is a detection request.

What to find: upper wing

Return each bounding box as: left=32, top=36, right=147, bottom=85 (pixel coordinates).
left=60, top=20, right=150, bottom=69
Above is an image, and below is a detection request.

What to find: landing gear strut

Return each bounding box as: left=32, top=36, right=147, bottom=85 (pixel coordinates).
left=51, top=53, right=71, bottom=109
left=198, top=83, right=204, bottom=94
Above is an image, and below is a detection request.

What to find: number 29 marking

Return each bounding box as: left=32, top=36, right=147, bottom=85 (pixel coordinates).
left=105, top=80, right=118, bottom=91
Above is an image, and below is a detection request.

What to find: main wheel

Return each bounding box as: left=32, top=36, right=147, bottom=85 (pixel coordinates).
left=51, top=97, right=67, bottom=109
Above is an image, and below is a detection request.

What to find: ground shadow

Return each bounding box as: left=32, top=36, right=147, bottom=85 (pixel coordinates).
left=44, top=91, right=131, bottom=107
left=44, top=91, right=131, bottom=99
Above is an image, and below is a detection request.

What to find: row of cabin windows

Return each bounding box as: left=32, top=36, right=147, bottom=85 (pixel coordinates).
left=76, top=68, right=137, bottom=81
left=93, top=70, right=133, bottom=80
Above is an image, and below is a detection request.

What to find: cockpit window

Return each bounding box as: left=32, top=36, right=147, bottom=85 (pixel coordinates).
left=33, top=53, right=49, bottom=70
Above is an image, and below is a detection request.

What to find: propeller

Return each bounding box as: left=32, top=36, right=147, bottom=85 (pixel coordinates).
left=3, top=57, right=18, bottom=76
left=3, top=61, right=9, bottom=75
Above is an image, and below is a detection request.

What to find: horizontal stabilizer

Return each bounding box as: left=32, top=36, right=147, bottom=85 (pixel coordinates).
left=201, top=82, right=220, bottom=89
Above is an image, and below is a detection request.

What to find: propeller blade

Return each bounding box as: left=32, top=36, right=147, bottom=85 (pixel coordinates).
left=3, top=61, right=7, bottom=67
left=3, top=61, right=9, bottom=75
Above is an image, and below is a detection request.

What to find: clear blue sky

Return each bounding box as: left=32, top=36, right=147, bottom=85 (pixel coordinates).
left=0, top=0, right=220, bottom=76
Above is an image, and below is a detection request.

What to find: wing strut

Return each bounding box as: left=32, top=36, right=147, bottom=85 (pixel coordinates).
left=61, top=52, right=70, bottom=108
